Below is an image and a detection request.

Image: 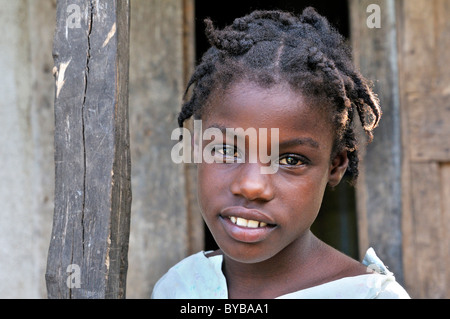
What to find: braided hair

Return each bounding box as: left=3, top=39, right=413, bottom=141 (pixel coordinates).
left=178, top=8, right=381, bottom=183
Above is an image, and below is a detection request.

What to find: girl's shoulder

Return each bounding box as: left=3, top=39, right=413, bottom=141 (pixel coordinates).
left=151, top=247, right=410, bottom=299
left=279, top=244, right=410, bottom=299
left=151, top=251, right=227, bottom=299
left=277, top=272, right=410, bottom=299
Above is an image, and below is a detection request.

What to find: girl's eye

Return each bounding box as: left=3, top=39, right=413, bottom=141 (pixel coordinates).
left=278, top=155, right=305, bottom=166
left=213, top=145, right=240, bottom=163
left=216, top=145, right=237, bottom=157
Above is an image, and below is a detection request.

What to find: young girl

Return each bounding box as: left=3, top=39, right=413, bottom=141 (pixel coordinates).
left=152, top=8, right=409, bottom=299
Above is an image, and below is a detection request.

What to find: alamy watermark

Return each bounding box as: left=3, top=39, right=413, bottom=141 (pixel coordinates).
left=66, top=3, right=381, bottom=29
left=366, top=4, right=381, bottom=29
left=171, top=120, right=280, bottom=175
left=66, top=4, right=82, bottom=29
left=66, top=264, right=81, bottom=289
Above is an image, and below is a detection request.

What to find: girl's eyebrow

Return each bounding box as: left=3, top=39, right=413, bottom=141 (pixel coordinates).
left=279, top=137, right=320, bottom=149
left=206, top=123, right=320, bottom=149
left=206, top=123, right=228, bottom=133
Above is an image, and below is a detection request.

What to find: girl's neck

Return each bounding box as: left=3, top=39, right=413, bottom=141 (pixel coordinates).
left=222, top=230, right=324, bottom=299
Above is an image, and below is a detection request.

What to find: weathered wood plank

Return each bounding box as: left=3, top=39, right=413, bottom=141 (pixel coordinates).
left=400, top=0, right=450, bottom=95
left=399, top=0, right=450, bottom=162
left=441, top=163, right=450, bottom=298
left=397, top=0, right=450, bottom=298
left=126, top=0, right=195, bottom=298
left=407, top=94, right=450, bottom=162
left=349, top=0, right=404, bottom=282
left=46, top=0, right=131, bottom=299
left=182, top=0, right=204, bottom=256
left=351, top=0, right=450, bottom=299
left=408, top=163, right=447, bottom=298
left=0, top=0, right=56, bottom=298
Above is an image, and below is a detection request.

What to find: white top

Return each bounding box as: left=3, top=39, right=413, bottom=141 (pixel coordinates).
left=151, top=248, right=410, bottom=299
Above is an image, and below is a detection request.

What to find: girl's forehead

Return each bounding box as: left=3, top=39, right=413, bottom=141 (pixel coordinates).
left=204, top=81, right=331, bottom=128
left=201, top=80, right=335, bottom=145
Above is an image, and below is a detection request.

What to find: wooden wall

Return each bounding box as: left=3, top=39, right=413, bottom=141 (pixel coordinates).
left=351, top=0, right=450, bottom=298
left=0, top=0, right=200, bottom=298
left=126, top=0, right=201, bottom=298
left=397, top=0, right=450, bottom=299
left=0, top=0, right=55, bottom=298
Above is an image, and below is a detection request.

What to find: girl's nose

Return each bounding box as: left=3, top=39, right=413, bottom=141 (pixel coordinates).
left=230, top=164, right=274, bottom=202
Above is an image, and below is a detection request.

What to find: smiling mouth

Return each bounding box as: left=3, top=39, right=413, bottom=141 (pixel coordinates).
left=228, top=216, right=269, bottom=228
left=219, top=207, right=276, bottom=243
left=220, top=206, right=276, bottom=229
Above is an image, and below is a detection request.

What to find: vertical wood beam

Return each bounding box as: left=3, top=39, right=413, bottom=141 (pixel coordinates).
left=126, top=0, right=199, bottom=298
left=349, top=0, right=404, bottom=284
left=182, top=0, right=204, bottom=255
left=396, top=0, right=450, bottom=298
left=46, top=0, right=131, bottom=299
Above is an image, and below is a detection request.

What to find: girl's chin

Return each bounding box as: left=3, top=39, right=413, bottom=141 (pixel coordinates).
left=217, top=242, right=280, bottom=264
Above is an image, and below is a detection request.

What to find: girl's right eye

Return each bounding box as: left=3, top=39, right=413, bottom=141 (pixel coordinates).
left=279, top=155, right=304, bottom=166
left=277, top=154, right=309, bottom=168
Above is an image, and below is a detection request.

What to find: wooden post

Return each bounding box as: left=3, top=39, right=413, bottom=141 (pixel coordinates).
left=351, top=0, right=450, bottom=298
left=349, top=0, right=404, bottom=283
left=396, top=0, right=450, bottom=298
left=125, top=0, right=201, bottom=297
left=45, top=0, right=131, bottom=299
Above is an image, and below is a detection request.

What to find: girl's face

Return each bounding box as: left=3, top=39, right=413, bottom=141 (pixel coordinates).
left=197, top=80, right=348, bottom=264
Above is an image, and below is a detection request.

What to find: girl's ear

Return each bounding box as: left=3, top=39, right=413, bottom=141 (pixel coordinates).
left=328, top=150, right=349, bottom=187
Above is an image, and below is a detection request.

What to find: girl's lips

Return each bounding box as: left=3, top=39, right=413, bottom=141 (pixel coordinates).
left=219, top=206, right=277, bottom=243
left=220, top=206, right=276, bottom=226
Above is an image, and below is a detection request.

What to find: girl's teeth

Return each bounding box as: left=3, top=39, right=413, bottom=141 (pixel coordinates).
left=229, top=216, right=268, bottom=228
left=236, top=217, right=248, bottom=227
left=247, top=220, right=259, bottom=228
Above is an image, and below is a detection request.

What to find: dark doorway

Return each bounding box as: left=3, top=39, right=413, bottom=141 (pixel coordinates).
left=194, top=0, right=359, bottom=259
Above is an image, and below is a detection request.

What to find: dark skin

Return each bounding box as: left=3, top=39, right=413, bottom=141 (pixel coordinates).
left=197, top=80, right=369, bottom=299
